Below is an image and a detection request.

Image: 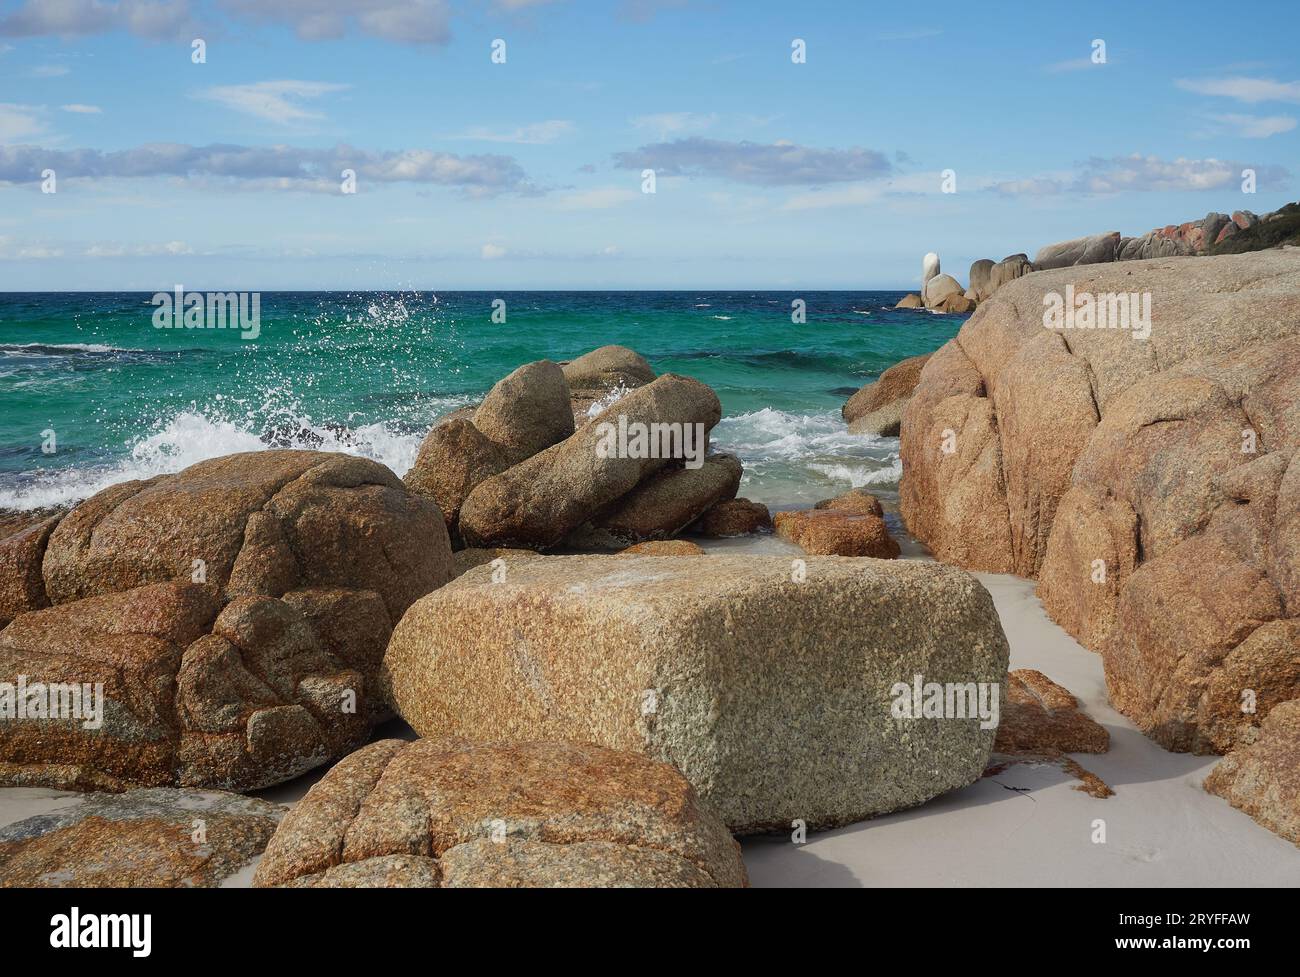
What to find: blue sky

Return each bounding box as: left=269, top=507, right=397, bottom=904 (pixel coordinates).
left=0, top=0, right=1297, bottom=290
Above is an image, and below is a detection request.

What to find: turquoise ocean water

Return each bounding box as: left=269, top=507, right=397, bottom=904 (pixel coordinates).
left=0, top=291, right=963, bottom=511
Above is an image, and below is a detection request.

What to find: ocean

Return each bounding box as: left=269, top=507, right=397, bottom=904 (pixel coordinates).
left=0, top=291, right=963, bottom=513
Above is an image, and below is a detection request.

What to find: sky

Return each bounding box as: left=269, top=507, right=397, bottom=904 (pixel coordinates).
left=0, top=0, right=1297, bottom=290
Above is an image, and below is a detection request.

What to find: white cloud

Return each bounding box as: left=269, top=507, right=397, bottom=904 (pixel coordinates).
left=630, top=112, right=717, bottom=139
left=32, top=64, right=70, bottom=77
left=196, top=80, right=350, bottom=125
left=613, top=137, right=892, bottom=186
left=990, top=153, right=1290, bottom=195
left=0, top=0, right=195, bottom=40
left=220, top=0, right=452, bottom=45
left=61, top=103, right=102, bottom=114
left=455, top=120, right=574, bottom=144
left=0, top=103, right=48, bottom=141
left=84, top=240, right=194, bottom=257
left=0, top=142, right=539, bottom=196
left=1177, top=76, right=1300, bottom=104
left=1209, top=113, right=1297, bottom=138
left=481, top=243, right=507, bottom=260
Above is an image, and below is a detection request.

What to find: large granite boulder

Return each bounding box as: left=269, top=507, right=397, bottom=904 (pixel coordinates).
left=1033, top=231, right=1122, bottom=269
left=0, top=450, right=454, bottom=791
left=987, top=253, right=1033, bottom=296
left=924, top=273, right=965, bottom=309
left=968, top=259, right=995, bottom=302
left=691, top=497, right=771, bottom=537
left=251, top=737, right=747, bottom=888
left=843, top=352, right=932, bottom=438
left=570, top=453, right=743, bottom=548
left=458, top=374, right=723, bottom=550
left=0, top=788, right=283, bottom=887
left=405, top=360, right=575, bottom=531
left=383, top=554, right=1009, bottom=833
left=773, top=490, right=900, bottom=558
left=562, top=345, right=657, bottom=421
left=895, top=293, right=924, bottom=309
left=900, top=250, right=1300, bottom=758
left=1204, top=698, right=1300, bottom=846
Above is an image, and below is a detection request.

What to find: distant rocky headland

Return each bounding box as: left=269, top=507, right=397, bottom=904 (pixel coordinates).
left=897, top=200, right=1300, bottom=313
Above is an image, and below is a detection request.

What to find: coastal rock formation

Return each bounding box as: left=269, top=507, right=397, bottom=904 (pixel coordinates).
left=843, top=353, right=932, bottom=437
left=924, top=273, right=965, bottom=309
left=450, top=547, right=542, bottom=580
left=383, top=554, right=1009, bottom=833
left=900, top=250, right=1300, bottom=757
left=405, top=360, right=575, bottom=530
left=1204, top=698, right=1300, bottom=846
left=0, top=450, right=453, bottom=791
left=994, top=669, right=1109, bottom=755
left=1034, top=231, right=1122, bottom=269
left=921, top=252, right=941, bottom=298
left=968, top=259, right=995, bottom=301
left=0, top=788, right=283, bottom=887
left=894, top=293, right=924, bottom=309
left=691, top=497, right=772, bottom=537
left=471, top=360, right=575, bottom=465
left=251, top=738, right=747, bottom=888
left=562, top=344, right=657, bottom=421
left=935, top=292, right=976, bottom=314
left=458, top=374, right=723, bottom=550
left=618, top=540, right=706, bottom=556
left=571, top=452, right=742, bottom=548
left=774, top=491, right=900, bottom=558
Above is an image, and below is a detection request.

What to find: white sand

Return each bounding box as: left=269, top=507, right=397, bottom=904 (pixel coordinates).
left=4, top=526, right=1298, bottom=886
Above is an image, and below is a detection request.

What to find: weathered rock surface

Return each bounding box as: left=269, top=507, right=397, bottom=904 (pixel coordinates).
left=0, top=788, right=283, bottom=887
left=924, top=273, right=965, bottom=309
left=901, top=250, right=1300, bottom=756
left=562, top=345, right=656, bottom=399
left=1034, top=231, right=1122, bottom=269
left=458, top=374, right=723, bottom=550
left=774, top=493, right=900, bottom=558
left=404, top=418, right=510, bottom=531
left=936, top=292, right=977, bottom=314
left=0, top=450, right=453, bottom=791
left=383, top=555, right=1009, bottom=833
left=895, top=293, right=924, bottom=309
left=691, top=497, right=772, bottom=537
left=574, top=453, right=743, bottom=548
left=994, top=669, right=1109, bottom=755
left=473, top=360, right=575, bottom=464
left=619, top=540, right=706, bottom=556
left=1205, top=698, right=1300, bottom=846
left=252, top=737, right=747, bottom=887
left=843, top=352, right=932, bottom=438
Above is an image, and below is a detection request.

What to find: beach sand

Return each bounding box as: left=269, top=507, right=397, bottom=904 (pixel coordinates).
left=3, top=517, right=1298, bottom=887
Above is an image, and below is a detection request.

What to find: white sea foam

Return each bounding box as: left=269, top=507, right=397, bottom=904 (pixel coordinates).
left=0, top=409, right=430, bottom=512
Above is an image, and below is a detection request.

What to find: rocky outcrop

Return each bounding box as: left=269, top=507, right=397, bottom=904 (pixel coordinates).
left=691, top=497, right=771, bottom=537
left=383, top=554, right=1009, bottom=833
left=251, top=738, right=747, bottom=888
left=774, top=491, right=900, bottom=558
left=570, top=453, right=743, bottom=549
left=900, top=250, right=1300, bottom=758
left=0, top=788, right=283, bottom=887
left=994, top=669, right=1109, bottom=755
left=562, top=345, right=657, bottom=421
left=895, top=293, right=924, bottom=309
left=924, top=273, right=965, bottom=309
left=1034, top=231, right=1122, bottom=269
left=404, top=360, right=574, bottom=531
left=0, top=450, right=454, bottom=791
left=1205, top=698, right=1300, bottom=846
left=619, top=540, right=705, bottom=556
left=843, top=353, right=933, bottom=437
left=458, top=374, right=723, bottom=550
